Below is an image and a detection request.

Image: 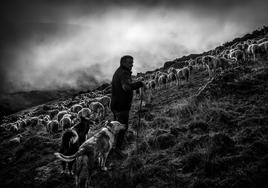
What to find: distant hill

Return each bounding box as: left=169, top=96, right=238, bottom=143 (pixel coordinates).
left=0, top=89, right=77, bottom=117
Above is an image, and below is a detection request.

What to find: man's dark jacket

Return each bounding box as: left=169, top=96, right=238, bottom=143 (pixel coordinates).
left=111, top=66, right=143, bottom=111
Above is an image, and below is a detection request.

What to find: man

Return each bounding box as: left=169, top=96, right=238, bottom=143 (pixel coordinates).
left=111, top=55, right=144, bottom=157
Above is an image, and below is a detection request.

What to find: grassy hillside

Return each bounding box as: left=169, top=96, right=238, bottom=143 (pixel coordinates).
left=0, top=59, right=267, bottom=188
left=0, top=26, right=268, bottom=188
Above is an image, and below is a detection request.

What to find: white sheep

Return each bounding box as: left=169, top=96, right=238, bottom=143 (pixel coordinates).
left=46, top=120, right=60, bottom=134
left=60, top=116, right=72, bottom=130
left=9, top=123, right=19, bottom=133
left=94, top=96, right=111, bottom=116
left=43, top=115, right=50, bottom=122
left=70, top=104, right=83, bottom=114
left=158, top=73, right=168, bottom=89
left=174, top=67, right=190, bottom=86
left=147, top=80, right=156, bottom=91
left=229, top=49, right=245, bottom=64
left=154, top=71, right=163, bottom=89
left=258, top=41, right=268, bottom=57
left=88, top=102, right=105, bottom=121
left=77, top=108, right=92, bottom=120
left=79, top=101, right=87, bottom=108
left=247, top=44, right=260, bottom=61
left=167, top=67, right=175, bottom=74
left=257, top=37, right=268, bottom=44
left=25, top=117, right=39, bottom=127
left=167, top=72, right=177, bottom=86
left=202, top=55, right=220, bottom=78
left=18, top=119, right=27, bottom=128
left=56, top=110, right=69, bottom=122
left=9, top=134, right=22, bottom=145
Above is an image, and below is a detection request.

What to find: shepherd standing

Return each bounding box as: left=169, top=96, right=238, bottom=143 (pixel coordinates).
left=111, top=55, right=144, bottom=158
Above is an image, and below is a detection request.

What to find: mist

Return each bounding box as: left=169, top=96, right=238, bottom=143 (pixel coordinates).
left=1, top=1, right=267, bottom=93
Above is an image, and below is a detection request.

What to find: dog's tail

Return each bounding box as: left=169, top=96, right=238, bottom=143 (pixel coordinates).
left=54, top=148, right=85, bottom=162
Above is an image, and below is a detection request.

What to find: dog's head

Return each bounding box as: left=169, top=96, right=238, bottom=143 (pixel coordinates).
left=62, top=129, right=79, bottom=148
left=105, top=120, right=126, bottom=134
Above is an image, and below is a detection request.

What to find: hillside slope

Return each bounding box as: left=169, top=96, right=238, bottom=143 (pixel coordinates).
left=0, top=58, right=267, bottom=188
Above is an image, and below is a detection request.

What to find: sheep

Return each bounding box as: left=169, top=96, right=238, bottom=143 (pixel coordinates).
left=202, top=55, right=220, bottom=78
left=174, top=67, right=190, bottom=87
left=247, top=44, right=261, bottom=61
left=136, top=76, right=145, bottom=82
left=9, top=123, right=19, bottom=133
left=217, top=57, right=233, bottom=70
left=9, top=134, right=22, bottom=146
left=36, top=118, right=48, bottom=129
left=88, top=102, right=105, bottom=122
left=167, top=67, right=175, bottom=74
left=194, top=56, right=204, bottom=70
left=147, top=80, right=156, bottom=91
left=18, top=119, right=27, bottom=128
left=70, top=104, right=83, bottom=114
left=154, top=71, right=163, bottom=89
left=242, top=43, right=249, bottom=51
left=63, top=113, right=76, bottom=120
left=229, top=49, right=245, bottom=65
left=47, top=120, right=60, bottom=134
left=257, top=37, right=268, bottom=44
left=235, top=43, right=243, bottom=51
left=44, top=115, right=50, bottom=122
left=79, top=101, right=87, bottom=108
left=167, top=72, right=177, bottom=86
left=60, top=116, right=72, bottom=131
left=55, top=103, right=68, bottom=111
left=150, top=72, right=156, bottom=80
left=258, top=41, right=268, bottom=57
left=94, top=96, right=111, bottom=116
left=158, top=73, right=168, bottom=89
left=57, top=111, right=69, bottom=122
left=187, top=59, right=195, bottom=71
left=28, top=117, right=39, bottom=127
left=48, top=109, right=59, bottom=120
left=240, top=43, right=249, bottom=60
left=77, top=108, right=92, bottom=120
left=85, top=98, right=96, bottom=107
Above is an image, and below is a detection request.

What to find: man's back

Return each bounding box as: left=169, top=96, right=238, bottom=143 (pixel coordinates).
left=111, top=66, right=133, bottom=111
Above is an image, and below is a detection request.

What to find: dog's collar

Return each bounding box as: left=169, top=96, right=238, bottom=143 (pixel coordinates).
left=105, top=125, right=115, bottom=135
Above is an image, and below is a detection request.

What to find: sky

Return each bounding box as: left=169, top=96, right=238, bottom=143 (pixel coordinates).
left=0, top=0, right=267, bottom=93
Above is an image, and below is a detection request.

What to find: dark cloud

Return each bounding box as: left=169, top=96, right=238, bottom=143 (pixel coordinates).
left=0, top=0, right=267, bottom=93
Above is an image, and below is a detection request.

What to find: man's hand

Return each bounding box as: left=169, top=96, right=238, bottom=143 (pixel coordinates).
left=141, top=81, right=146, bottom=88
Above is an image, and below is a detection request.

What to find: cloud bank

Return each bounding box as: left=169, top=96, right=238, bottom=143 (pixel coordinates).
left=0, top=0, right=267, bottom=93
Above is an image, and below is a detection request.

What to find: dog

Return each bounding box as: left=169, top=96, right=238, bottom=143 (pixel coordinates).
left=74, top=155, right=91, bottom=188
left=54, top=121, right=126, bottom=187
left=59, top=129, right=79, bottom=175
left=71, top=116, right=95, bottom=146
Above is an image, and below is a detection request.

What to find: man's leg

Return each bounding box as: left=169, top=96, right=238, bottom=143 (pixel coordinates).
left=114, top=111, right=129, bottom=150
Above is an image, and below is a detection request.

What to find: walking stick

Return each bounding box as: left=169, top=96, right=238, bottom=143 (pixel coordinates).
left=136, top=88, right=143, bottom=154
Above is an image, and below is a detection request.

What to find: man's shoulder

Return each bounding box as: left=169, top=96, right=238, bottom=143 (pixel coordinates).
left=114, top=67, right=131, bottom=77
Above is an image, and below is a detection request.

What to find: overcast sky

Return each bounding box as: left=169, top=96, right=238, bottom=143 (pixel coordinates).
left=0, top=0, right=267, bottom=93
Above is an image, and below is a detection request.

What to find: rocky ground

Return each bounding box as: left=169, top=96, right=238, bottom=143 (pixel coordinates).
left=0, top=59, right=267, bottom=188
